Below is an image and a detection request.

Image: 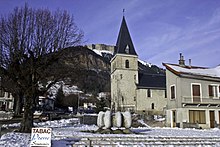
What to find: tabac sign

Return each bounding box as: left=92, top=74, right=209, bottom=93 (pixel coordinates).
left=30, top=127, right=52, bottom=147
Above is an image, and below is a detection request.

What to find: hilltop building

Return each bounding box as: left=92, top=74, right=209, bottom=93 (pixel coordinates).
left=86, top=44, right=115, bottom=53
left=111, top=16, right=167, bottom=115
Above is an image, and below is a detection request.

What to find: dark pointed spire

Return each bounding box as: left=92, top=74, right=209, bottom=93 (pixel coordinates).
left=115, top=16, right=137, bottom=56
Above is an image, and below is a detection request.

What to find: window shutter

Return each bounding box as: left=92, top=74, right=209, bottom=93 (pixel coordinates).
left=209, top=85, right=213, bottom=97
left=171, top=86, right=175, bottom=99
left=193, top=85, right=200, bottom=97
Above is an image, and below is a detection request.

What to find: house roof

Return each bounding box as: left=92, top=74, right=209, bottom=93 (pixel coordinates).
left=137, top=73, right=166, bottom=89
left=163, top=63, right=220, bottom=79
left=115, top=16, right=137, bottom=56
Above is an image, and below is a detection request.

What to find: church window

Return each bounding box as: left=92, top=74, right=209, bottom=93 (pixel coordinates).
left=125, top=45, right=129, bottom=54
left=147, top=89, right=151, bottom=97
left=125, top=60, right=129, bottom=68
left=151, top=103, right=154, bottom=109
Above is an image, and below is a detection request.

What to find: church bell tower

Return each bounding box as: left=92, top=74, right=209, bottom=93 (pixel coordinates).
left=111, top=16, right=138, bottom=112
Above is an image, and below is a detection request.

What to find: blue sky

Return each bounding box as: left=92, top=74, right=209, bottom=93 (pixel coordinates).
left=0, top=0, right=220, bottom=68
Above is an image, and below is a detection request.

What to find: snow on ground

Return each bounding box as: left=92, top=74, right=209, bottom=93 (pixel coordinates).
left=0, top=111, right=13, bottom=120
left=1, top=117, right=220, bottom=147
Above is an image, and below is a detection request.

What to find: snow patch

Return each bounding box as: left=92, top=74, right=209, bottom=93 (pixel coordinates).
left=47, top=81, right=83, bottom=99
left=138, top=59, right=152, bottom=67
left=92, top=49, right=113, bottom=57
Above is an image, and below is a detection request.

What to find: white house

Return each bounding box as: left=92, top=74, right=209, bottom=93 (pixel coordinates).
left=0, top=88, right=14, bottom=111
left=163, top=54, right=220, bottom=128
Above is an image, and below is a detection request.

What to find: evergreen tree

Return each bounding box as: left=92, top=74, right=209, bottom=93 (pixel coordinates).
left=55, top=86, right=65, bottom=108
left=96, top=97, right=107, bottom=112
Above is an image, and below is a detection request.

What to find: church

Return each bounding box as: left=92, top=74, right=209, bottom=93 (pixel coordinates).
left=111, top=16, right=167, bottom=115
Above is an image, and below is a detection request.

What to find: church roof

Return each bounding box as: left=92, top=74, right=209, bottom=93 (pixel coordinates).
left=115, top=16, right=137, bottom=56
left=137, top=73, right=166, bottom=89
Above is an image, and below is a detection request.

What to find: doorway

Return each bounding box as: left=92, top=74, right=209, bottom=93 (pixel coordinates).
left=210, top=111, right=215, bottom=128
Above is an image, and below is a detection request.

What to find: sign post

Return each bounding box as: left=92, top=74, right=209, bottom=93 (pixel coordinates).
left=30, top=127, right=52, bottom=147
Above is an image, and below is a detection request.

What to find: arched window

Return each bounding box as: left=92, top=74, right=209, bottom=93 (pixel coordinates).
left=151, top=103, right=155, bottom=109
left=125, top=60, right=129, bottom=68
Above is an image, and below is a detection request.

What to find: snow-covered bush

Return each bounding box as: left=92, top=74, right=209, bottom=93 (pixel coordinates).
left=122, top=111, right=132, bottom=128
left=113, top=111, right=122, bottom=128
left=104, top=110, right=112, bottom=129
left=97, top=111, right=105, bottom=128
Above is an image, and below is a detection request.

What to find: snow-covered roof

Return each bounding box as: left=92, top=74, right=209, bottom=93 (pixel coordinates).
left=138, top=59, right=152, bottom=67
left=163, top=63, right=220, bottom=79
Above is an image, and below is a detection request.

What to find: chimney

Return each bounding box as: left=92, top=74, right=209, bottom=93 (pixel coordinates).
left=189, top=59, right=191, bottom=68
left=179, top=53, right=185, bottom=66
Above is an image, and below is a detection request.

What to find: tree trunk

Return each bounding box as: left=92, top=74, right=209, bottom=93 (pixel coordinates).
left=14, top=92, right=23, bottom=116
left=19, top=95, right=34, bottom=133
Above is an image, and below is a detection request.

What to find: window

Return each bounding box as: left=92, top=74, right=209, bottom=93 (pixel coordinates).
left=192, top=84, right=201, bottom=102
left=165, top=89, right=167, bottom=98
left=125, top=60, right=129, bottom=68
left=189, top=110, right=206, bottom=124
left=147, top=89, right=151, bottom=97
left=170, top=85, right=175, bottom=99
left=120, top=74, right=123, bottom=79
left=0, top=87, right=4, bottom=97
left=125, top=45, right=129, bottom=54
left=209, top=85, right=219, bottom=98
left=151, top=103, right=154, bottom=109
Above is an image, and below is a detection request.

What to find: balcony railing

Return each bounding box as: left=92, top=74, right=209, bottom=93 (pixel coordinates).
left=182, top=96, right=220, bottom=105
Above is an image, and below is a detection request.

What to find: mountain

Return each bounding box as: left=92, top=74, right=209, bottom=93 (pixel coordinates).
left=47, top=46, right=111, bottom=94
left=45, top=46, right=165, bottom=95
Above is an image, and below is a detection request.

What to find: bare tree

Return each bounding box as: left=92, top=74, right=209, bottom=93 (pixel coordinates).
left=0, top=4, right=83, bottom=132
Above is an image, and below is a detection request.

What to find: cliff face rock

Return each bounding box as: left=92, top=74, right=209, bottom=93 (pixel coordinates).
left=61, top=47, right=110, bottom=71
left=49, top=46, right=111, bottom=94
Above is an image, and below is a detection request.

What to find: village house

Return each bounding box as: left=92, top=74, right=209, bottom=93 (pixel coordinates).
left=0, top=78, right=14, bottom=111
left=111, top=16, right=167, bottom=115
left=163, top=54, right=220, bottom=128
left=0, top=89, right=14, bottom=111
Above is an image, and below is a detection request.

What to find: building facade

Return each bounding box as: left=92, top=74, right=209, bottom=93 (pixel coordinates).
left=111, top=16, right=167, bottom=114
left=0, top=88, right=14, bottom=111
left=163, top=54, right=220, bottom=128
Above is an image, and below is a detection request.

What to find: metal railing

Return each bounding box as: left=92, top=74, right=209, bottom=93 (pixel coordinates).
left=182, top=96, right=220, bottom=104
left=53, top=135, right=220, bottom=146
